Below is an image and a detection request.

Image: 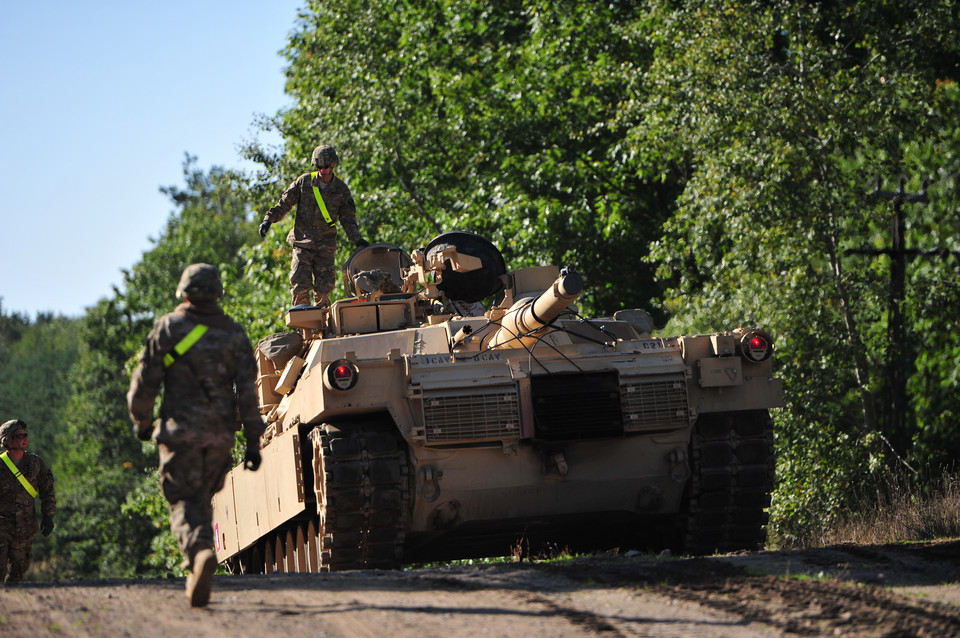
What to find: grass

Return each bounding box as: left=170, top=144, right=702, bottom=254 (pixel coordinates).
left=822, top=472, right=960, bottom=546
left=408, top=537, right=584, bottom=569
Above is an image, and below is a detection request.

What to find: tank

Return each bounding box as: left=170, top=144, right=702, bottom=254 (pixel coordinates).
left=212, top=231, right=783, bottom=573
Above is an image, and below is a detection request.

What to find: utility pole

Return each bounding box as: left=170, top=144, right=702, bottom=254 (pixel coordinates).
left=847, top=176, right=959, bottom=463
left=873, top=176, right=928, bottom=458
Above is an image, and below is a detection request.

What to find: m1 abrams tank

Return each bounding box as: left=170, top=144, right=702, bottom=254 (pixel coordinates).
left=212, top=231, right=782, bottom=573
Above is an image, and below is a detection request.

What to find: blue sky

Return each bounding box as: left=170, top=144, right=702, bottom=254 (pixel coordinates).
left=0, top=1, right=303, bottom=318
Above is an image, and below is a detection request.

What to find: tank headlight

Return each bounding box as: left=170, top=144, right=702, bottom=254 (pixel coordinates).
left=738, top=329, right=773, bottom=363
left=324, top=359, right=359, bottom=391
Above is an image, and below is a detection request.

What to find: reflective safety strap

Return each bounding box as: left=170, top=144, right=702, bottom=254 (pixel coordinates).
left=163, top=324, right=209, bottom=367
left=311, top=171, right=336, bottom=226
left=0, top=451, right=38, bottom=498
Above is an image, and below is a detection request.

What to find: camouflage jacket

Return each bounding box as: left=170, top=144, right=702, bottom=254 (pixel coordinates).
left=127, top=301, right=266, bottom=448
left=263, top=173, right=363, bottom=250
left=0, top=452, right=55, bottom=534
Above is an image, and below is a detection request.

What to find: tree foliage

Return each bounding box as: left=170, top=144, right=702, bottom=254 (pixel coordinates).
left=0, top=308, right=78, bottom=465
left=626, top=0, right=960, bottom=543
left=46, top=157, right=262, bottom=577
left=259, top=0, right=672, bottom=317
left=0, top=307, right=80, bottom=577
left=50, top=297, right=157, bottom=576
left=255, top=0, right=958, bottom=543
left=12, top=1, right=960, bottom=578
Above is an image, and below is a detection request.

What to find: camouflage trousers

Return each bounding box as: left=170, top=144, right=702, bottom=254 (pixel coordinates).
left=158, top=442, right=233, bottom=571
left=0, top=520, right=33, bottom=583
left=290, top=244, right=336, bottom=307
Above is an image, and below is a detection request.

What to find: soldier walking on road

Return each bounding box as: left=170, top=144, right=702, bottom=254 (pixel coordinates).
left=258, top=144, right=369, bottom=308
left=0, top=419, right=56, bottom=584
left=127, top=264, right=265, bottom=607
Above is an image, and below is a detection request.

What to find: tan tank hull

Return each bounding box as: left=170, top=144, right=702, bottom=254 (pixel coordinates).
left=212, top=233, right=782, bottom=572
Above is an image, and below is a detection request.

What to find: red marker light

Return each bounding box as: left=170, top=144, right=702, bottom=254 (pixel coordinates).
left=739, top=330, right=773, bottom=362
left=325, top=359, right=359, bottom=391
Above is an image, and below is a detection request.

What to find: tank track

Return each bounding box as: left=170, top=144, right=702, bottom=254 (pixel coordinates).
left=309, top=420, right=410, bottom=571
left=682, top=410, right=775, bottom=555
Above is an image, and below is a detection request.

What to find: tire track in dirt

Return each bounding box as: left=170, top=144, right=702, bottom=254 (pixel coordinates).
left=7, top=543, right=960, bottom=637
left=551, top=553, right=960, bottom=636
left=423, top=573, right=628, bottom=637
left=666, top=573, right=960, bottom=636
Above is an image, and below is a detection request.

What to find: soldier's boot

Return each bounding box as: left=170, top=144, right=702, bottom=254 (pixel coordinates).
left=6, top=551, right=29, bottom=584
left=186, top=549, right=217, bottom=607
left=314, top=292, right=330, bottom=308
left=291, top=289, right=311, bottom=308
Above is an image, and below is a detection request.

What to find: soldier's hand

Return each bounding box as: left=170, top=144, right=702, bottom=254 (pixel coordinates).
left=41, top=516, right=54, bottom=536
left=258, top=220, right=271, bottom=238
left=355, top=238, right=370, bottom=249
left=134, top=422, right=152, bottom=441
left=244, top=442, right=262, bottom=471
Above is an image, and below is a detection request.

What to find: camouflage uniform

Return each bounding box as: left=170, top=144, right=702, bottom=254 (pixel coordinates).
left=127, top=267, right=265, bottom=574
left=262, top=148, right=366, bottom=307
left=0, top=425, right=55, bottom=584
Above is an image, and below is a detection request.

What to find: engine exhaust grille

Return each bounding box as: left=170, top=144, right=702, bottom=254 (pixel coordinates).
left=621, top=374, right=690, bottom=431
left=423, top=391, right=520, bottom=442
left=532, top=371, right=623, bottom=440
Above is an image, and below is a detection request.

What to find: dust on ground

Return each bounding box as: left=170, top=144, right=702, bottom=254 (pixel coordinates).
left=2, top=540, right=959, bottom=637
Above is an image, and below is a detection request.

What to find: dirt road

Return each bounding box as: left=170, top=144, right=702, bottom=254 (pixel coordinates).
left=3, top=540, right=959, bottom=637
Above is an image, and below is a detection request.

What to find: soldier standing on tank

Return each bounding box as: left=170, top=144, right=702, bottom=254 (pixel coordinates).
left=127, top=264, right=265, bottom=607
left=0, top=419, right=55, bottom=584
left=258, top=144, right=369, bottom=308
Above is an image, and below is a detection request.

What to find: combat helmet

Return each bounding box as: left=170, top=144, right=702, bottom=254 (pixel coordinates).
left=312, top=145, right=339, bottom=169
left=0, top=419, right=26, bottom=448
left=176, top=264, right=223, bottom=302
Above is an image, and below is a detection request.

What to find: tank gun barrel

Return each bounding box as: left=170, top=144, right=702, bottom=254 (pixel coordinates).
left=485, top=269, right=583, bottom=350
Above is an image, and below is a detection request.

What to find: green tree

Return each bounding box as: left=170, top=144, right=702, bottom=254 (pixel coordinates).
left=624, top=0, right=960, bottom=543
left=0, top=308, right=80, bottom=578
left=29, top=0, right=959, bottom=577
left=0, top=303, right=30, bottom=349
left=0, top=309, right=78, bottom=465
left=240, top=0, right=960, bottom=545
left=51, top=157, right=264, bottom=577
left=51, top=298, right=157, bottom=577
left=251, top=0, right=671, bottom=317
left=897, top=84, right=960, bottom=469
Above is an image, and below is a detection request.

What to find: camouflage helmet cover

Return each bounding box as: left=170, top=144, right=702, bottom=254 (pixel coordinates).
left=176, top=263, right=223, bottom=302
left=0, top=419, right=26, bottom=448
left=311, top=145, right=339, bottom=169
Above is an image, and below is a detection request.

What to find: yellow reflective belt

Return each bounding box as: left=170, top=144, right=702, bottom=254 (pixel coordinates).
left=311, top=171, right=336, bottom=226
left=1, top=451, right=38, bottom=498
left=163, top=324, right=208, bottom=367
